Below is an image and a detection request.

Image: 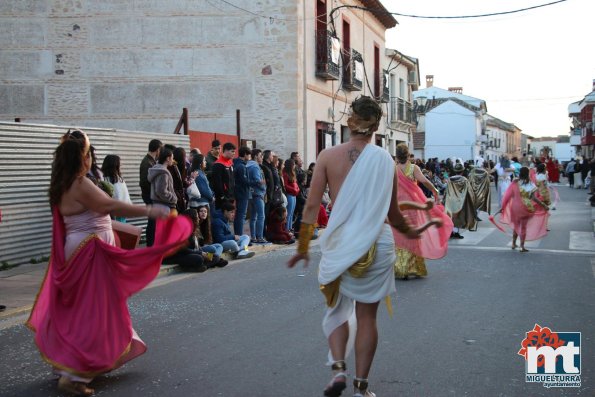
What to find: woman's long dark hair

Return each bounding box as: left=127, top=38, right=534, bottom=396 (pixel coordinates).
left=283, top=159, right=296, bottom=183
left=190, top=154, right=205, bottom=173
left=88, top=145, right=102, bottom=181
left=101, top=154, right=122, bottom=184
left=49, top=137, right=87, bottom=206
left=182, top=208, right=200, bottom=238
left=173, top=147, right=187, bottom=180
left=519, top=166, right=530, bottom=184
left=196, top=205, right=212, bottom=245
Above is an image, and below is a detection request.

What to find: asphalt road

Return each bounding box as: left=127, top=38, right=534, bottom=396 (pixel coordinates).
left=0, top=185, right=593, bottom=397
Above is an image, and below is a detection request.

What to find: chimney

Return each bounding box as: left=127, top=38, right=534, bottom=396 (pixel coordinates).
left=448, top=87, right=463, bottom=94
left=426, top=75, right=434, bottom=88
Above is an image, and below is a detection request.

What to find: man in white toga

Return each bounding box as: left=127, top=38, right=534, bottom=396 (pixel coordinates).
left=288, top=96, right=439, bottom=397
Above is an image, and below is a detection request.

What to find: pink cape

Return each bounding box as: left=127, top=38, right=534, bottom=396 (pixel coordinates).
left=392, top=170, right=453, bottom=259
left=27, top=208, right=193, bottom=378
left=491, top=181, right=549, bottom=241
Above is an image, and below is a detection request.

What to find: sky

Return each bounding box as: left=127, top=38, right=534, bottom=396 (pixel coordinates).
left=379, top=0, right=595, bottom=138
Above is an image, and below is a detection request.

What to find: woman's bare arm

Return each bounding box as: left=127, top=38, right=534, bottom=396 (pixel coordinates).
left=72, top=177, right=161, bottom=218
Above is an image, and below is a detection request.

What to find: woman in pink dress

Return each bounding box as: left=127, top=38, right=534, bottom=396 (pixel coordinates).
left=493, top=166, right=549, bottom=252
left=27, top=130, right=192, bottom=396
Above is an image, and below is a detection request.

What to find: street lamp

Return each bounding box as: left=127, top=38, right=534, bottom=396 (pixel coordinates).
left=416, top=96, right=427, bottom=112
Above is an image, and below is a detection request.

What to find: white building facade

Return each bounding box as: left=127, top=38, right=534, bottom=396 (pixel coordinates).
left=384, top=49, right=419, bottom=156
left=413, top=85, right=486, bottom=162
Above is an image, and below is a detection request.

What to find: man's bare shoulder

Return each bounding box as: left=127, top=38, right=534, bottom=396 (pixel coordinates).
left=319, top=142, right=364, bottom=164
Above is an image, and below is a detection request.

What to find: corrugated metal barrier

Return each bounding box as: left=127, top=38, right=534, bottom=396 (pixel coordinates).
left=0, top=122, right=190, bottom=265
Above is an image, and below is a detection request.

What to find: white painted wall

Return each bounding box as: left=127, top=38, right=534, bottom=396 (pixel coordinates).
left=555, top=142, right=574, bottom=162
left=424, top=101, right=478, bottom=161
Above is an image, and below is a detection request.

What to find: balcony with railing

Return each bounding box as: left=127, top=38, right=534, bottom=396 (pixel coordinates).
left=315, top=30, right=340, bottom=80
left=381, top=70, right=390, bottom=103
left=390, top=97, right=413, bottom=124
left=342, top=48, right=363, bottom=91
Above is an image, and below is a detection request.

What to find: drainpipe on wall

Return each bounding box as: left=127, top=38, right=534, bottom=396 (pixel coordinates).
left=302, top=0, right=308, bottom=162
left=236, top=109, right=241, bottom=144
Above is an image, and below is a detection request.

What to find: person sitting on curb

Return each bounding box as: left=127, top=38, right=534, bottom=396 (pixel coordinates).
left=266, top=204, right=295, bottom=245
left=183, top=209, right=228, bottom=269
left=211, top=201, right=255, bottom=259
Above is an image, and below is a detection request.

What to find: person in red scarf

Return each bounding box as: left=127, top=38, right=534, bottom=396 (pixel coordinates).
left=546, top=157, right=559, bottom=183
left=211, top=142, right=236, bottom=209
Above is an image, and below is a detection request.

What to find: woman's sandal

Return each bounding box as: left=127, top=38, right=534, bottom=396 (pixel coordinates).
left=511, top=244, right=517, bottom=250
left=353, top=378, right=376, bottom=397
left=520, top=248, right=529, bottom=253
left=58, top=376, right=94, bottom=396
left=324, top=360, right=347, bottom=397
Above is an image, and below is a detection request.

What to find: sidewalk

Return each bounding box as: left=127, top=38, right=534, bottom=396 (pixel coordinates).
left=0, top=239, right=298, bottom=321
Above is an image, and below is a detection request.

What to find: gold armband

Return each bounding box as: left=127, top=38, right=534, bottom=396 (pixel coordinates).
left=297, top=222, right=316, bottom=255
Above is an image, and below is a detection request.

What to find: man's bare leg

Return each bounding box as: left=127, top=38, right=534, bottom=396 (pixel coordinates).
left=329, top=321, right=349, bottom=360
left=325, top=322, right=349, bottom=396
left=353, top=301, right=380, bottom=395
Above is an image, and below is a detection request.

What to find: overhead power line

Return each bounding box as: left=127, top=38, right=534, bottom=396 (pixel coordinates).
left=217, top=0, right=570, bottom=22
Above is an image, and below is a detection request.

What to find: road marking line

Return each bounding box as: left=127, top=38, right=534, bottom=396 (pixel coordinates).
left=569, top=231, right=595, bottom=251
left=447, top=228, right=496, bottom=246
left=448, top=245, right=595, bottom=256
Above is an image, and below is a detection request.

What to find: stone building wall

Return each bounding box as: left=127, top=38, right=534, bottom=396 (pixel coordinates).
left=0, top=0, right=300, bottom=155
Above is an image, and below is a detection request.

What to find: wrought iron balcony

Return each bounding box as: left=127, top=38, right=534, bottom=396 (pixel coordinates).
left=342, top=48, right=363, bottom=91
left=390, top=97, right=413, bottom=124
left=315, top=30, right=340, bottom=80
left=381, top=70, right=390, bottom=103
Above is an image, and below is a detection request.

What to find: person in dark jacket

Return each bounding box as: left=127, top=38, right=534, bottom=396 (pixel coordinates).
left=290, top=152, right=308, bottom=232
left=233, top=146, right=251, bottom=235
left=212, top=142, right=236, bottom=209
left=262, top=150, right=281, bottom=223
left=205, top=139, right=220, bottom=180
left=147, top=148, right=177, bottom=212
left=266, top=205, right=295, bottom=244
left=247, top=149, right=271, bottom=244
left=211, top=201, right=254, bottom=259
left=139, top=139, right=162, bottom=246
left=171, top=146, right=190, bottom=213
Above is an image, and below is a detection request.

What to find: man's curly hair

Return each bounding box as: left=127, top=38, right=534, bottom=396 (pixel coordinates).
left=347, top=96, right=383, bottom=135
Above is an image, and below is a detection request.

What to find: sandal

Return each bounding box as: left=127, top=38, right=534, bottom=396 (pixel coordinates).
left=511, top=244, right=517, bottom=250
left=353, top=378, right=376, bottom=397
left=58, top=376, right=94, bottom=396
left=324, top=360, right=347, bottom=397
left=520, top=248, right=529, bottom=253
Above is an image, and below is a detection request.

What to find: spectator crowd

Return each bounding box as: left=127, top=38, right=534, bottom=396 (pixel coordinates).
left=92, top=136, right=593, bottom=270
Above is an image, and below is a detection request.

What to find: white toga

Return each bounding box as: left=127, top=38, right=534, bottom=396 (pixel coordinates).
left=318, top=144, right=396, bottom=362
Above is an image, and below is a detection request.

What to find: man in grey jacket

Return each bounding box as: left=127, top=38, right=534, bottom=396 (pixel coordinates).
left=139, top=139, right=162, bottom=246
left=565, top=158, right=576, bottom=188
left=148, top=148, right=177, bottom=211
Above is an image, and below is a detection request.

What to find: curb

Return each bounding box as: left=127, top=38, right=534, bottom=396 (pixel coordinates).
left=0, top=305, right=33, bottom=320
left=0, top=266, right=181, bottom=322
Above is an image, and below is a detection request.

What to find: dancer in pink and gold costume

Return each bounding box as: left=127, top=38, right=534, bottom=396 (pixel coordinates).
left=27, top=130, right=192, bottom=396
left=490, top=167, right=549, bottom=252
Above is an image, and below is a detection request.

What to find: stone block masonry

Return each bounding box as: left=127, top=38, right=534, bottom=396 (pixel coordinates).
left=0, top=0, right=300, bottom=156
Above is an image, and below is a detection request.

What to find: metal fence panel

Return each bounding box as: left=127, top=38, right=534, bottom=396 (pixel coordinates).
left=0, top=122, right=189, bottom=265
